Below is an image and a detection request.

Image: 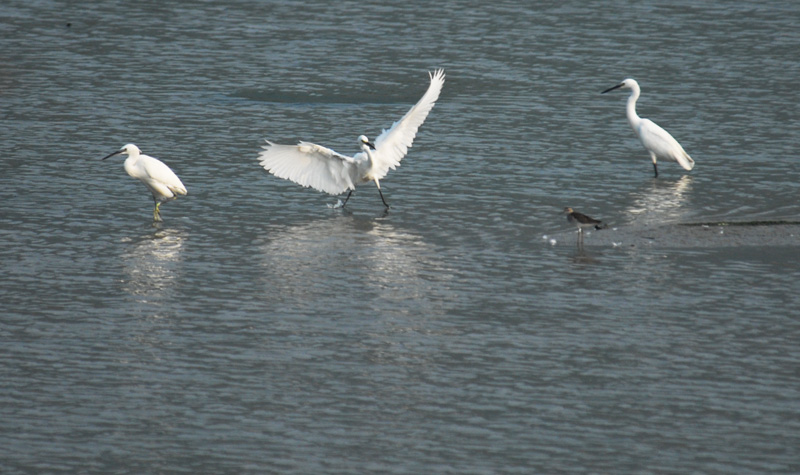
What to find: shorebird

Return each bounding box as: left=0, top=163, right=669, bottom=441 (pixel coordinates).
left=564, top=207, right=606, bottom=233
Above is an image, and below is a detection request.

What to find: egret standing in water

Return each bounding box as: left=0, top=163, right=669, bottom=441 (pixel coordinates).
left=257, top=69, right=445, bottom=208
left=102, top=144, right=187, bottom=222
left=602, top=78, right=695, bottom=177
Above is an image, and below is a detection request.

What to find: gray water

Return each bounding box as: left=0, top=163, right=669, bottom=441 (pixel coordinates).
left=2, top=1, right=799, bottom=473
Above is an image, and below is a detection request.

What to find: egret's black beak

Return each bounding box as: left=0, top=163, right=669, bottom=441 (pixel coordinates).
left=602, top=83, right=624, bottom=94
left=101, top=149, right=123, bottom=160
left=367, top=141, right=376, bottom=150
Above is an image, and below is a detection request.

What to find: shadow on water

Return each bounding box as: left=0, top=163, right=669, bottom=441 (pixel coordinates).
left=569, top=236, right=603, bottom=265
left=680, top=220, right=800, bottom=227
left=554, top=174, right=800, bottom=250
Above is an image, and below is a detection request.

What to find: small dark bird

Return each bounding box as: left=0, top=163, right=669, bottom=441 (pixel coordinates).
left=564, top=207, right=606, bottom=233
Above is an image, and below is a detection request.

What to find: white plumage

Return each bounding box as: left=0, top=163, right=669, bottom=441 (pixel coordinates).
left=258, top=69, right=445, bottom=207
left=102, top=143, right=187, bottom=222
left=602, top=78, right=695, bottom=177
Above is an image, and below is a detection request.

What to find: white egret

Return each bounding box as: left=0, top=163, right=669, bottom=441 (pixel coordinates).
left=257, top=69, right=445, bottom=208
left=602, top=78, right=695, bottom=177
left=102, top=144, right=187, bottom=222
left=564, top=207, right=606, bottom=233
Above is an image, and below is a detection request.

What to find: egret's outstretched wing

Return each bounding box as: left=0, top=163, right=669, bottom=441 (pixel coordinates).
left=638, top=119, right=694, bottom=170
left=258, top=141, right=358, bottom=195
left=371, top=69, right=445, bottom=180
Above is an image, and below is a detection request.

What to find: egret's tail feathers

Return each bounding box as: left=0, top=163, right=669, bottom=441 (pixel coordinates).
left=678, top=152, right=695, bottom=171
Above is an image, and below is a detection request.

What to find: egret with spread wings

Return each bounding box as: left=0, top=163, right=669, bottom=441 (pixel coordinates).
left=257, top=69, right=445, bottom=208
left=602, top=78, right=695, bottom=178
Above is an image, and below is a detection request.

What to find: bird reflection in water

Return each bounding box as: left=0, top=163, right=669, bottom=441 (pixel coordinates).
left=257, top=213, right=453, bottom=310
left=122, top=227, right=185, bottom=301
left=625, top=175, right=694, bottom=227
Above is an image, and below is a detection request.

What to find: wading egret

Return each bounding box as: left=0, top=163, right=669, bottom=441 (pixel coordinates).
left=257, top=69, right=445, bottom=208
left=102, top=144, right=187, bottom=222
left=564, top=207, right=605, bottom=233
left=602, top=78, right=695, bottom=177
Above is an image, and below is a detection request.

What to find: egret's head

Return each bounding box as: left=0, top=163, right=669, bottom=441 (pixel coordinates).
left=563, top=207, right=574, bottom=214
left=358, top=135, right=376, bottom=150
left=102, top=143, right=140, bottom=160
left=602, top=78, right=638, bottom=94
left=121, top=143, right=140, bottom=155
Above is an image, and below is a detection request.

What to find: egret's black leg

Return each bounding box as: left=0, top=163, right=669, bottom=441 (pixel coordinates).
left=377, top=188, right=390, bottom=208
left=653, top=162, right=659, bottom=178
left=341, top=190, right=354, bottom=207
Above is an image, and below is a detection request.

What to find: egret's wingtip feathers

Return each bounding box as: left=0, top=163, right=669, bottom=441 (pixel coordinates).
left=429, top=69, right=446, bottom=81
left=370, top=68, right=445, bottom=180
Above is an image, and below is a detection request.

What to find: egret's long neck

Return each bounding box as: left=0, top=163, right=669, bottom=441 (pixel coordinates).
left=626, top=86, right=642, bottom=130
left=362, top=144, right=375, bottom=166
left=123, top=151, right=140, bottom=175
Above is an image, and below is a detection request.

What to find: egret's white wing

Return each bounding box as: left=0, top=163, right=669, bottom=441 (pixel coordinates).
left=371, top=69, right=445, bottom=180
left=638, top=119, right=694, bottom=170
left=142, top=156, right=187, bottom=196
left=258, top=141, right=359, bottom=195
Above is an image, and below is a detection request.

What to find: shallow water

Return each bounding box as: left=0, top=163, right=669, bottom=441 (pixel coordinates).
left=2, top=0, right=799, bottom=472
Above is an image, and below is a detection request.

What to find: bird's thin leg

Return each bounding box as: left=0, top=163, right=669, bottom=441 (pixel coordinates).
left=374, top=179, right=390, bottom=208
left=153, top=199, right=163, bottom=222
left=650, top=153, right=659, bottom=178
left=377, top=188, right=390, bottom=208
left=341, top=190, right=354, bottom=207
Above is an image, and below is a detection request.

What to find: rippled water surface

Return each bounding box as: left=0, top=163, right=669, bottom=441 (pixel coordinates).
left=2, top=1, right=800, bottom=473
